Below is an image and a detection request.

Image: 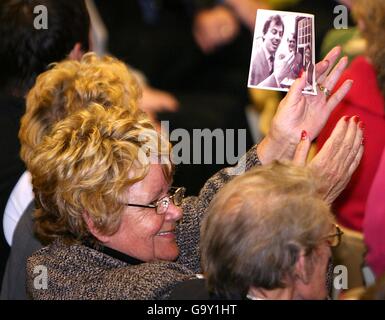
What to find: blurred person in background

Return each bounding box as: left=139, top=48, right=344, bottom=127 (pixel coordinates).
left=93, top=0, right=269, bottom=195
left=0, top=0, right=90, bottom=286
left=93, top=0, right=346, bottom=194
left=317, top=0, right=385, bottom=233
left=365, top=135, right=385, bottom=278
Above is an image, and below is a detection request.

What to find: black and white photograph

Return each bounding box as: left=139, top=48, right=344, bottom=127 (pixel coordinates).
left=248, top=9, right=316, bottom=95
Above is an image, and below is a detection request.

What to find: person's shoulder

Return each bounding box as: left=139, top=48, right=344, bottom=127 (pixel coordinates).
left=169, top=278, right=210, bottom=300
left=6, top=171, right=34, bottom=218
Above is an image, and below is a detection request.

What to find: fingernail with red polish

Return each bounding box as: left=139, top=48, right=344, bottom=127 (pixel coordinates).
left=359, top=121, right=365, bottom=130
left=354, top=116, right=360, bottom=123
left=361, top=137, right=365, bottom=146
left=344, top=116, right=351, bottom=122
left=301, top=130, right=307, bottom=140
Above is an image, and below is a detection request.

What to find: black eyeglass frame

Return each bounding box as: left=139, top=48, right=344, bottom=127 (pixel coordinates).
left=124, top=187, right=185, bottom=215
left=325, top=224, right=344, bottom=248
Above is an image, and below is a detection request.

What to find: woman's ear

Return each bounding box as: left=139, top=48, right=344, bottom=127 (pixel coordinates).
left=82, top=211, right=109, bottom=243
left=68, top=42, right=85, bottom=61
left=294, top=249, right=313, bottom=285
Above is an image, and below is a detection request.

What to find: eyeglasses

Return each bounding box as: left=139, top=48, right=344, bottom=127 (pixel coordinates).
left=324, top=224, right=344, bottom=248
left=124, top=187, right=185, bottom=215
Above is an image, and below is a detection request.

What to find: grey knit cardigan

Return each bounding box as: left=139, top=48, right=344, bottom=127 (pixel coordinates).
left=26, top=146, right=260, bottom=300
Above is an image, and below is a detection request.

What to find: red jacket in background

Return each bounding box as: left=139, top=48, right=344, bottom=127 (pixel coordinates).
left=364, top=147, right=385, bottom=277
left=316, top=56, right=385, bottom=231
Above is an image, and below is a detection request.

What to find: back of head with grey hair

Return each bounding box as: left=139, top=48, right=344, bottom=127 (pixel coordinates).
left=200, top=162, right=335, bottom=299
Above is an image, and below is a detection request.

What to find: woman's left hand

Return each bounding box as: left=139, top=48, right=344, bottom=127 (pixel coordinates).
left=308, top=115, right=364, bottom=205
left=257, top=46, right=353, bottom=164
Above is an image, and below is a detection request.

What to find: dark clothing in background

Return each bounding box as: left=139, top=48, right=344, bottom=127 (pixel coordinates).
left=1, top=201, right=39, bottom=300
left=169, top=278, right=244, bottom=300
left=95, top=0, right=252, bottom=95
left=169, top=278, right=211, bottom=300
left=0, top=93, right=25, bottom=288
left=288, top=0, right=354, bottom=61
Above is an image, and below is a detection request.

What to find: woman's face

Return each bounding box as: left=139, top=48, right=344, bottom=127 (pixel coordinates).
left=306, top=243, right=332, bottom=299
left=294, top=242, right=332, bottom=300
left=104, top=164, right=183, bottom=262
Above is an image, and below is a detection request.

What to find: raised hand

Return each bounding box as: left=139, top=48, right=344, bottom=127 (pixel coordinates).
left=273, top=47, right=351, bottom=142
left=257, top=46, right=353, bottom=164
left=193, top=6, right=240, bottom=53
left=308, top=115, right=364, bottom=205
left=140, top=86, right=179, bottom=114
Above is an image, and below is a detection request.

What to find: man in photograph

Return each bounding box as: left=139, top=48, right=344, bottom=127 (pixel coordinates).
left=249, top=14, right=293, bottom=88
left=304, top=45, right=314, bottom=88
left=287, top=33, right=303, bottom=81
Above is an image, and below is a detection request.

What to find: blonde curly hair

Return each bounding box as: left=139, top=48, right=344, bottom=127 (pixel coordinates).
left=29, top=104, right=172, bottom=245
left=352, top=0, right=385, bottom=97
left=19, top=52, right=144, bottom=168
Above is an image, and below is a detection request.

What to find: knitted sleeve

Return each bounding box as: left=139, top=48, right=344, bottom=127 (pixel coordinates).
left=175, top=145, right=261, bottom=273
left=26, top=241, right=196, bottom=300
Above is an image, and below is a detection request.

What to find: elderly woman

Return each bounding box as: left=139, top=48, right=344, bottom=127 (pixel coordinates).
left=27, top=105, right=194, bottom=299
left=22, top=46, right=363, bottom=299
left=172, top=162, right=344, bottom=300
left=1, top=53, right=144, bottom=300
